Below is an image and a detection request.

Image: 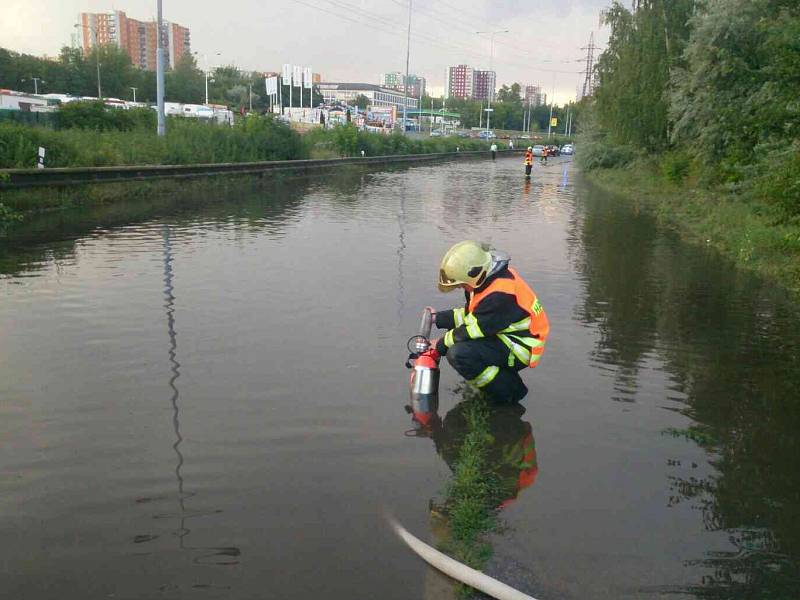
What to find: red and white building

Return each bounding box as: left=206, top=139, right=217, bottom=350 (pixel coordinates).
left=78, top=10, right=190, bottom=71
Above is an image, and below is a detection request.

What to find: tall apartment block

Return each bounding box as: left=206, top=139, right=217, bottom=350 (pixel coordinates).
left=472, top=70, right=496, bottom=102
left=524, top=85, right=546, bottom=107
left=79, top=11, right=190, bottom=71
left=380, top=72, right=426, bottom=98
left=445, top=65, right=474, bottom=99
left=445, top=65, right=496, bottom=101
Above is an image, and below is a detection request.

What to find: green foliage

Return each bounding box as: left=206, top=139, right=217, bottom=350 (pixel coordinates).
left=0, top=115, right=303, bottom=168
left=592, top=0, right=800, bottom=218
left=661, top=150, right=692, bottom=183
left=303, top=124, right=489, bottom=158
left=56, top=101, right=155, bottom=131
left=576, top=112, right=637, bottom=170
left=594, top=1, right=696, bottom=151
left=0, top=201, right=23, bottom=225
left=354, top=94, right=369, bottom=110
left=754, top=143, right=800, bottom=218
left=439, top=393, right=502, bottom=575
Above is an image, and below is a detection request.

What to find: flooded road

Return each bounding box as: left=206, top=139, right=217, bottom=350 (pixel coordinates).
left=1, top=156, right=798, bottom=599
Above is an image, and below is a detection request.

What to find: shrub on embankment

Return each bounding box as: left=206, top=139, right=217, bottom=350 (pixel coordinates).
left=0, top=111, right=496, bottom=169
left=0, top=113, right=304, bottom=168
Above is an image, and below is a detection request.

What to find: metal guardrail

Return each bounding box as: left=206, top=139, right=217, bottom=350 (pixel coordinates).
left=0, top=149, right=522, bottom=189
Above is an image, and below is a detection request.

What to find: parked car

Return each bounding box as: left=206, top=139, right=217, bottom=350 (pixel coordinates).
left=478, top=130, right=496, bottom=139
left=561, top=144, right=574, bottom=155
left=430, top=130, right=443, bottom=137
left=532, top=145, right=545, bottom=157
left=546, top=144, right=560, bottom=156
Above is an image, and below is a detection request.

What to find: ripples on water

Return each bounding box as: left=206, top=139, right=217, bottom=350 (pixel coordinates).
left=1, top=157, right=798, bottom=599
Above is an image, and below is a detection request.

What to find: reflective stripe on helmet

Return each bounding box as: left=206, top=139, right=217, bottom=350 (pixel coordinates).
left=470, top=365, right=499, bottom=388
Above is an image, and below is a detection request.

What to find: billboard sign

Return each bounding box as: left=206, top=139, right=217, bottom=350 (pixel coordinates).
left=282, top=64, right=292, bottom=82
left=303, top=67, right=313, bottom=89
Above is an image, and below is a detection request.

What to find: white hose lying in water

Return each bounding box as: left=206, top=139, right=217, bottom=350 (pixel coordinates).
left=388, top=517, right=540, bottom=600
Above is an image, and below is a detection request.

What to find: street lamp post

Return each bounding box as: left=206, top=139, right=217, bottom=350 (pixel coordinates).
left=402, top=0, right=413, bottom=135
left=195, top=52, right=220, bottom=106
left=74, top=23, right=102, bottom=99
left=476, top=29, right=508, bottom=133
left=130, top=87, right=137, bottom=103
left=32, top=77, right=42, bottom=95
left=156, top=0, right=166, bottom=136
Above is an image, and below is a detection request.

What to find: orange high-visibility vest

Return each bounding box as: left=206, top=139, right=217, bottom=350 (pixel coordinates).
left=468, top=267, right=549, bottom=367
left=524, top=151, right=533, bottom=166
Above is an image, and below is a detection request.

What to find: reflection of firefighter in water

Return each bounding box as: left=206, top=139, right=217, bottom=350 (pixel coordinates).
left=408, top=400, right=538, bottom=507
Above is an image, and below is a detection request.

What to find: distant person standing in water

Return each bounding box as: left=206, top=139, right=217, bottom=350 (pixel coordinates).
left=509, top=140, right=514, bottom=150
left=524, top=147, right=533, bottom=177
left=490, top=142, right=498, bottom=160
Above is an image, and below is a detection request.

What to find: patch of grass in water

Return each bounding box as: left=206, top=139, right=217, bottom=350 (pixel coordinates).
left=435, top=387, right=505, bottom=595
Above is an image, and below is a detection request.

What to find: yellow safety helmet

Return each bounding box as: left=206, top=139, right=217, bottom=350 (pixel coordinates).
left=438, top=241, right=492, bottom=292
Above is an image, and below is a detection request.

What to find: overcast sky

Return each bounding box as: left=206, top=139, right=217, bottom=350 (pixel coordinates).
left=3, top=0, right=610, bottom=103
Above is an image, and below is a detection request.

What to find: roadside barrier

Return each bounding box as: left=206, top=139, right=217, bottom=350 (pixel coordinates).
left=0, top=149, right=525, bottom=189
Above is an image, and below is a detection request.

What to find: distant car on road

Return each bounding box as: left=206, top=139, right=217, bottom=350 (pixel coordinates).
left=478, top=130, right=496, bottom=139
left=561, top=144, right=574, bottom=155
left=532, top=145, right=545, bottom=157
left=430, top=130, right=443, bottom=137
left=546, top=144, right=560, bottom=156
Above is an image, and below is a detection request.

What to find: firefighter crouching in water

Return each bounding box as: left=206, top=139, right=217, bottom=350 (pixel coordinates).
left=430, top=241, right=549, bottom=403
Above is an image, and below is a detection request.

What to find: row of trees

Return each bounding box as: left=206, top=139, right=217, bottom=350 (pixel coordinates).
left=586, top=0, right=800, bottom=215
left=0, top=46, right=322, bottom=113
left=422, top=83, right=575, bottom=133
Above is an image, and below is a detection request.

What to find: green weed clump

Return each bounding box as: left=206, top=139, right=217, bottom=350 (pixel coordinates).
left=660, top=150, right=693, bottom=184
left=436, top=390, right=503, bottom=584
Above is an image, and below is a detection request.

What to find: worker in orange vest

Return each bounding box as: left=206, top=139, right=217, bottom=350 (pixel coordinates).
left=431, top=241, right=549, bottom=403
left=524, top=146, right=534, bottom=177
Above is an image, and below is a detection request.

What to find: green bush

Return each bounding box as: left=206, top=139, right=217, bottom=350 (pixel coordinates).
left=576, top=136, right=637, bottom=170
left=56, top=101, right=155, bottom=131
left=0, top=115, right=305, bottom=168
left=661, top=151, right=692, bottom=183
left=756, top=144, right=800, bottom=218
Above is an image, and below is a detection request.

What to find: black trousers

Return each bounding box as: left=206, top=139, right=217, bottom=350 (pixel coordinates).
left=525, top=164, right=532, bottom=176
left=446, top=338, right=528, bottom=403
left=491, top=150, right=497, bottom=160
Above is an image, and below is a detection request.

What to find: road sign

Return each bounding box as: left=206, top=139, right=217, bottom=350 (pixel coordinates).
left=550, top=117, right=558, bottom=127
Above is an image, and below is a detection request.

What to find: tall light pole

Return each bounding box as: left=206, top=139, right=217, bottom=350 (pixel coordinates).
left=130, top=87, right=137, bottom=103
left=402, top=0, right=412, bottom=134
left=156, top=0, right=166, bottom=136
left=547, top=76, right=555, bottom=139
left=74, top=23, right=102, bottom=99
left=476, top=29, right=508, bottom=133
left=195, top=52, right=220, bottom=106
left=32, top=77, right=42, bottom=95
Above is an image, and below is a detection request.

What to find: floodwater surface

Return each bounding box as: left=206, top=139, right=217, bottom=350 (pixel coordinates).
left=1, top=156, right=799, bottom=599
